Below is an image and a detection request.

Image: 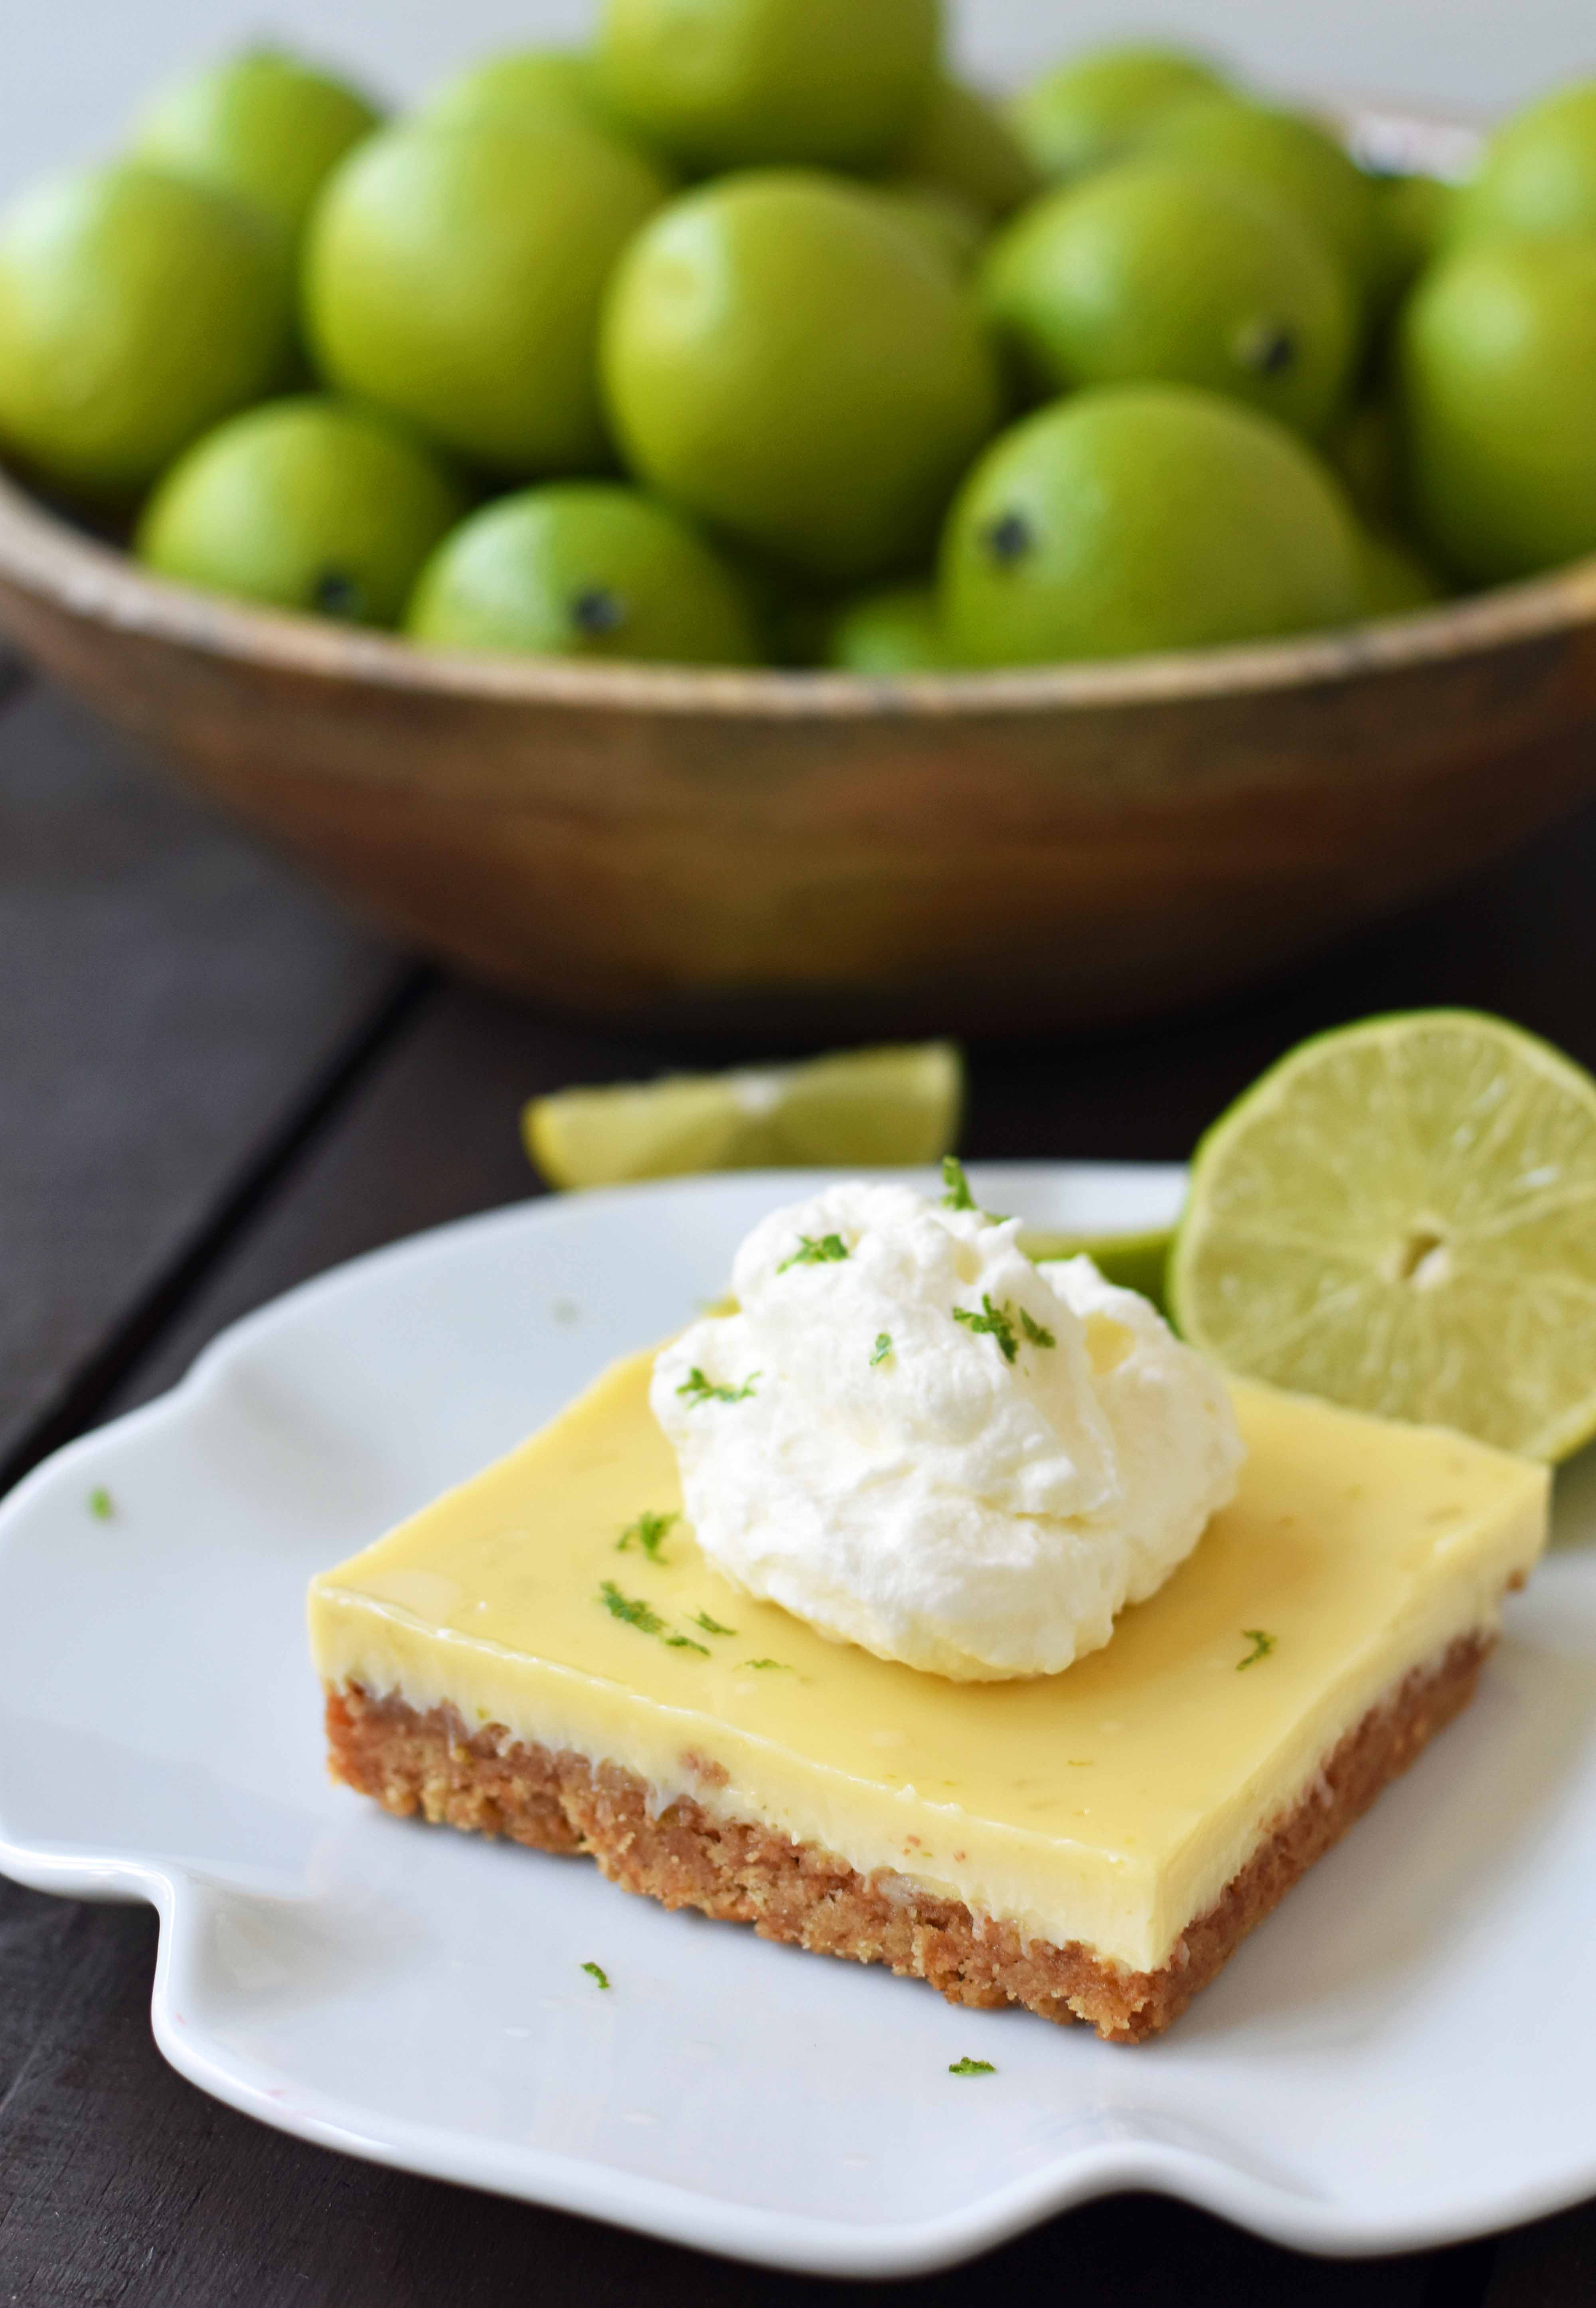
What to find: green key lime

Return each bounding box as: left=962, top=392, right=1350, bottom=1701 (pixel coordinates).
left=428, top=48, right=605, bottom=131
left=871, top=180, right=987, bottom=276
left=1353, top=525, right=1444, bottom=618
left=596, top=0, right=939, bottom=172
left=822, top=581, right=945, bottom=672
left=0, top=161, right=292, bottom=498
left=1010, top=46, right=1228, bottom=182
left=136, top=396, right=468, bottom=626
left=1142, top=95, right=1383, bottom=300
left=406, top=482, right=762, bottom=664
left=423, top=45, right=672, bottom=170
left=1169, top=1011, right=1596, bottom=1460
left=940, top=383, right=1360, bottom=665
left=1398, top=231, right=1596, bottom=584
left=601, top=171, right=1003, bottom=584
left=1454, top=79, right=1596, bottom=245
left=525, top=1041, right=964, bottom=1188
left=134, top=47, right=381, bottom=245
left=982, top=159, right=1355, bottom=439
left=304, top=114, right=669, bottom=476
left=888, top=75, right=1041, bottom=219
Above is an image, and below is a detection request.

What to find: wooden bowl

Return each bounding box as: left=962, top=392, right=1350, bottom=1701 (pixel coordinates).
left=2, top=108, right=1594, bottom=1040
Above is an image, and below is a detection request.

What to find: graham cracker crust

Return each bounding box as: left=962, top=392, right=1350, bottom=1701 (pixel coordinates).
left=325, top=1631, right=1489, bottom=2042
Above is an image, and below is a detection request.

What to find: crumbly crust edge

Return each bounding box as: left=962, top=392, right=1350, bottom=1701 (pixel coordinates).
left=325, top=1632, right=1488, bottom=2043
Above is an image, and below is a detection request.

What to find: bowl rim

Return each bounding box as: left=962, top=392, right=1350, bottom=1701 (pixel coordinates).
left=6, top=466, right=1595, bottom=724
left=4, top=98, right=1595, bottom=728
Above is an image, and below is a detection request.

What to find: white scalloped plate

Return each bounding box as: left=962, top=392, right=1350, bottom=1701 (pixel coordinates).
left=3, top=1164, right=1595, bottom=2278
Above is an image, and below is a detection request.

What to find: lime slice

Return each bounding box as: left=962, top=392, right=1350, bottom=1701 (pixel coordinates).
left=1169, top=1011, right=1596, bottom=1461
left=524, top=1042, right=964, bottom=1189
left=1021, top=1227, right=1173, bottom=1313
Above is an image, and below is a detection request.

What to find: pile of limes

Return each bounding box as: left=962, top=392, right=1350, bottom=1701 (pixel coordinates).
left=2, top=10, right=1594, bottom=670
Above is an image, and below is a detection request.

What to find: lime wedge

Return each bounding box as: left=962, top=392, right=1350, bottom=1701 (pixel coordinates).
left=1021, top=1227, right=1173, bottom=1313
left=1169, top=1010, right=1596, bottom=1461
left=524, top=1042, right=964, bottom=1189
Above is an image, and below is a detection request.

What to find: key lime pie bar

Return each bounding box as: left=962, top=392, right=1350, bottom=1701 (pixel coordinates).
left=310, top=1176, right=1549, bottom=2041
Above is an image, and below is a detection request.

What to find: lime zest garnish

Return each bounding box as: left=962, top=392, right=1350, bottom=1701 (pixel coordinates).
left=871, top=1332, right=893, bottom=1366
left=581, top=1961, right=611, bottom=1990
left=952, top=1296, right=1019, bottom=1364
left=1238, top=1629, right=1277, bottom=1670
left=600, top=1581, right=713, bottom=1658
left=617, top=1509, right=677, bottom=1562
left=942, top=1154, right=978, bottom=1210
left=676, top=1366, right=759, bottom=1406
left=777, top=1233, right=849, bottom=1274
left=941, top=1154, right=1008, bottom=1225
left=690, top=1608, right=737, bottom=1636
left=88, top=1486, right=114, bottom=1521
left=1019, top=1306, right=1055, bottom=1348
left=599, top=1581, right=664, bottom=1636
left=948, top=2056, right=995, bottom=2076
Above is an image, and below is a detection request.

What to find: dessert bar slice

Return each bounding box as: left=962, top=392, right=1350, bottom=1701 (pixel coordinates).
left=310, top=1350, right=1546, bottom=2041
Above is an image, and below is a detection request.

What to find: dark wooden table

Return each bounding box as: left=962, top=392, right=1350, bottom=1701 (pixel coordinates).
left=2, top=666, right=1594, bottom=2306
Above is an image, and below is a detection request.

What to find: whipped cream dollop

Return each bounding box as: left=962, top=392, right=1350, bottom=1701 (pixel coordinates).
left=650, top=1178, right=1244, bottom=1681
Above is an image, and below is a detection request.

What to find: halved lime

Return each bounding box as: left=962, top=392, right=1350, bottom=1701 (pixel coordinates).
left=1169, top=1011, right=1596, bottom=1460
left=525, top=1043, right=964, bottom=1188
left=1021, top=1227, right=1173, bottom=1313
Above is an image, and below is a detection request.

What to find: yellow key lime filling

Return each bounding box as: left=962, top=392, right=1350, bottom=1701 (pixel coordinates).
left=309, top=1348, right=1547, bottom=1972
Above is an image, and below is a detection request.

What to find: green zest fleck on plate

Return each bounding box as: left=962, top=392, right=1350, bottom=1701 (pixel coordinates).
left=581, top=1961, right=610, bottom=1990
left=743, top=1658, right=789, bottom=1671
left=948, top=2056, right=995, bottom=2076
left=777, top=1232, right=849, bottom=1273
left=1238, top=1628, right=1277, bottom=1670
left=691, top=1608, right=737, bottom=1636
left=88, top=1486, right=114, bottom=1520
left=676, top=1366, right=759, bottom=1406
left=871, top=1332, right=893, bottom=1367
left=617, top=1508, right=677, bottom=1562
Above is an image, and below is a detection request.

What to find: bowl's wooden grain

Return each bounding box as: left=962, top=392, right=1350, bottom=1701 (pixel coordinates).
left=4, top=461, right=1595, bottom=1039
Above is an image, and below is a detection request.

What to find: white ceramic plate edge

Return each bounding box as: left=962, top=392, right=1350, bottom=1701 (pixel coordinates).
left=2, top=1165, right=1592, bottom=2276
